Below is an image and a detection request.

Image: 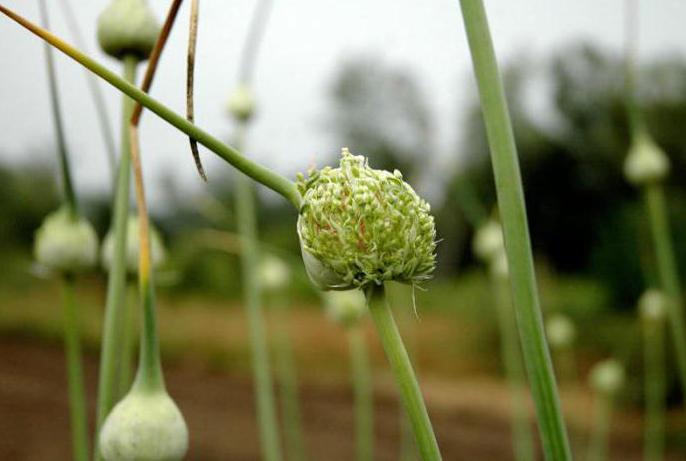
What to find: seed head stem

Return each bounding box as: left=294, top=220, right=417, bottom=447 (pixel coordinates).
left=348, top=325, right=374, bottom=461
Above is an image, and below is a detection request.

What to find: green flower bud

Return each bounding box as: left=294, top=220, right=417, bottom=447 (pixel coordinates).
left=324, top=289, right=367, bottom=328
left=101, top=215, right=166, bottom=274
left=546, top=313, right=576, bottom=349
left=589, top=358, right=625, bottom=396
left=297, top=149, right=436, bottom=290
left=99, top=389, right=188, bottom=461
left=259, top=255, right=291, bottom=293
left=623, top=134, right=670, bottom=186
left=34, top=207, right=98, bottom=274
left=227, top=85, right=255, bottom=122
left=97, top=0, right=161, bottom=61
left=473, top=219, right=504, bottom=264
left=638, top=289, right=668, bottom=322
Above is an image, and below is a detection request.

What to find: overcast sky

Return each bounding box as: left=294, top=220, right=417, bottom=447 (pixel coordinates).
left=1, top=0, right=685, bottom=206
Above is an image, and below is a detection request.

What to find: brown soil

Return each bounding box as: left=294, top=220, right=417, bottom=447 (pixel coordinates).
left=0, top=337, right=676, bottom=460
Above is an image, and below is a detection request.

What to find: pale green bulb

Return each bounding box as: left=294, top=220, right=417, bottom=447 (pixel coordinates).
left=227, top=85, right=256, bottom=122
left=259, top=255, right=291, bottom=292
left=101, top=215, right=166, bottom=274
left=97, top=0, right=160, bottom=61
left=473, top=218, right=504, bottom=264
left=323, top=289, right=367, bottom=328
left=624, top=134, right=670, bottom=186
left=34, top=207, right=98, bottom=274
left=589, top=359, right=625, bottom=395
left=546, top=313, right=576, bottom=349
left=638, top=289, right=668, bottom=322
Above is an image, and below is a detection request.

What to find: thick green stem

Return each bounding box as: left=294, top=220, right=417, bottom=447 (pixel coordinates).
left=348, top=326, right=373, bottom=461
left=492, top=275, right=536, bottom=461
left=0, top=5, right=301, bottom=209
left=131, top=277, right=164, bottom=393
left=586, top=394, right=613, bottom=461
left=94, top=56, right=137, bottom=460
left=234, top=125, right=283, bottom=461
left=643, top=317, right=666, bottom=461
left=38, top=0, right=77, bottom=217
left=644, top=184, right=686, bottom=398
left=116, top=280, right=138, bottom=397
left=458, top=2, right=571, bottom=459
left=272, top=296, right=307, bottom=461
left=365, top=284, right=441, bottom=461
left=62, top=275, right=89, bottom=461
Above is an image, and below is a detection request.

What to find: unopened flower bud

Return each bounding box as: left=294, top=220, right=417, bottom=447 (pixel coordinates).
left=101, top=215, right=166, bottom=274
left=489, top=249, right=509, bottom=280
left=324, top=290, right=367, bottom=328
left=97, top=0, right=160, bottom=61
left=624, top=134, right=670, bottom=186
left=297, top=148, right=436, bottom=290
left=546, top=313, right=576, bottom=349
left=227, top=85, right=255, bottom=122
left=99, top=389, right=188, bottom=461
left=638, top=289, right=668, bottom=322
left=589, top=359, right=625, bottom=395
left=473, top=219, right=504, bottom=264
left=34, top=207, right=98, bottom=274
left=259, top=255, right=291, bottom=292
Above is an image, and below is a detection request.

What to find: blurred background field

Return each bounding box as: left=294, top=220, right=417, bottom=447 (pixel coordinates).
left=3, top=0, right=686, bottom=459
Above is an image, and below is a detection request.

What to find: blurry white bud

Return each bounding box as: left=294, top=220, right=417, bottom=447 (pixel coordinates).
left=99, top=389, right=188, bottom=461
left=473, top=219, right=504, bottom=264
left=227, top=85, right=255, bottom=122
left=546, top=314, right=576, bottom=349
left=97, top=0, right=160, bottom=61
left=101, top=215, right=166, bottom=274
left=589, top=358, right=625, bottom=395
left=259, top=255, right=291, bottom=292
left=34, top=207, right=98, bottom=274
left=638, top=289, right=668, bottom=322
left=624, top=134, right=670, bottom=186
left=324, top=290, right=367, bottom=328
left=489, top=249, right=509, bottom=280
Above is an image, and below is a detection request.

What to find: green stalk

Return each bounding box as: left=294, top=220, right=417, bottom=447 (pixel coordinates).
left=586, top=394, right=613, bottom=461
left=116, top=280, right=138, bottom=397
left=643, top=316, right=666, bottom=461
left=365, top=284, right=441, bottom=461
left=348, top=326, right=373, bottom=461
left=131, top=276, right=164, bottom=393
left=94, top=56, right=137, bottom=460
left=457, top=1, right=571, bottom=459
left=272, top=296, right=307, bottom=461
left=62, top=275, right=89, bottom=461
left=233, top=125, right=283, bottom=461
left=644, top=184, right=686, bottom=398
left=492, top=274, right=536, bottom=461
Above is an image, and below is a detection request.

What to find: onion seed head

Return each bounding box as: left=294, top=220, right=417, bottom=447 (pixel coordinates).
left=97, top=0, right=160, bottom=61
left=34, top=207, right=98, bottom=274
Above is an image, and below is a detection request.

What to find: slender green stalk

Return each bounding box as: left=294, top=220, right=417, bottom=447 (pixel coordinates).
left=131, top=277, right=164, bottom=393
left=492, top=274, right=536, bottom=461
left=644, top=184, right=686, bottom=398
left=38, top=0, right=77, bottom=217
left=94, top=56, right=137, bottom=460
left=643, top=316, right=666, bottom=461
left=116, top=280, right=138, bottom=397
left=457, top=2, right=571, bottom=459
left=0, top=5, right=301, bottom=209
left=233, top=125, right=283, bottom=461
left=365, top=284, right=441, bottom=461
left=272, top=296, right=307, bottom=461
left=586, top=394, right=613, bottom=461
left=62, top=275, right=89, bottom=461
left=348, top=326, right=373, bottom=461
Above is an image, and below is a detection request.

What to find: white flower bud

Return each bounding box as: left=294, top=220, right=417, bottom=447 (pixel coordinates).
left=34, top=207, right=98, bottom=274
left=259, top=255, right=291, bottom=292
left=638, top=289, right=668, bottom=322
left=473, top=219, right=504, bottom=264
left=101, top=215, right=166, bottom=274
left=546, top=314, right=576, bottom=349
left=227, top=85, right=255, bottom=122
left=623, top=134, right=670, bottom=186
left=99, top=389, right=188, bottom=461
left=324, top=290, right=367, bottom=328
left=589, top=359, right=625, bottom=395
left=489, top=249, right=509, bottom=280
left=97, top=0, right=160, bottom=61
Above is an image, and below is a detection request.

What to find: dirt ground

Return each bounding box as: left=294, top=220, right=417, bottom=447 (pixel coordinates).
left=1, top=336, right=679, bottom=460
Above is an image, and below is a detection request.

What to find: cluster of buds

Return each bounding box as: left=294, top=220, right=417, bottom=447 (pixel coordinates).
left=589, top=358, right=625, bottom=396
left=101, top=215, right=167, bottom=274
left=623, top=133, right=670, bottom=186
left=97, top=0, right=160, bottom=61
left=34, top=207, right=98, bottom=275
left=323, top=290, right=367, bottom=329
left=297, top=149, right=436, bottom=290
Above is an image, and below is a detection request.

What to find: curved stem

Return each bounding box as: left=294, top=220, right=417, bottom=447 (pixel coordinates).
left=586, top=394, right=613, bottom=461
left=643, top=317, right=665, bottom=461
left=348, top=326, right=373, bottom=461
left=38, top=0, right=78, bottom=217
left=0, top=5, right=301, bottom=209
left=492, top=275, right=535, bottom=461
left=94, top=56, right=137, bottom=460
left=62, top=275, right=89, bottom=461
left=644, top=184, right=686, bottom=399
left=365, top=284, right=441, bottom=461
left=457, top=1, right=571, bottom=459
